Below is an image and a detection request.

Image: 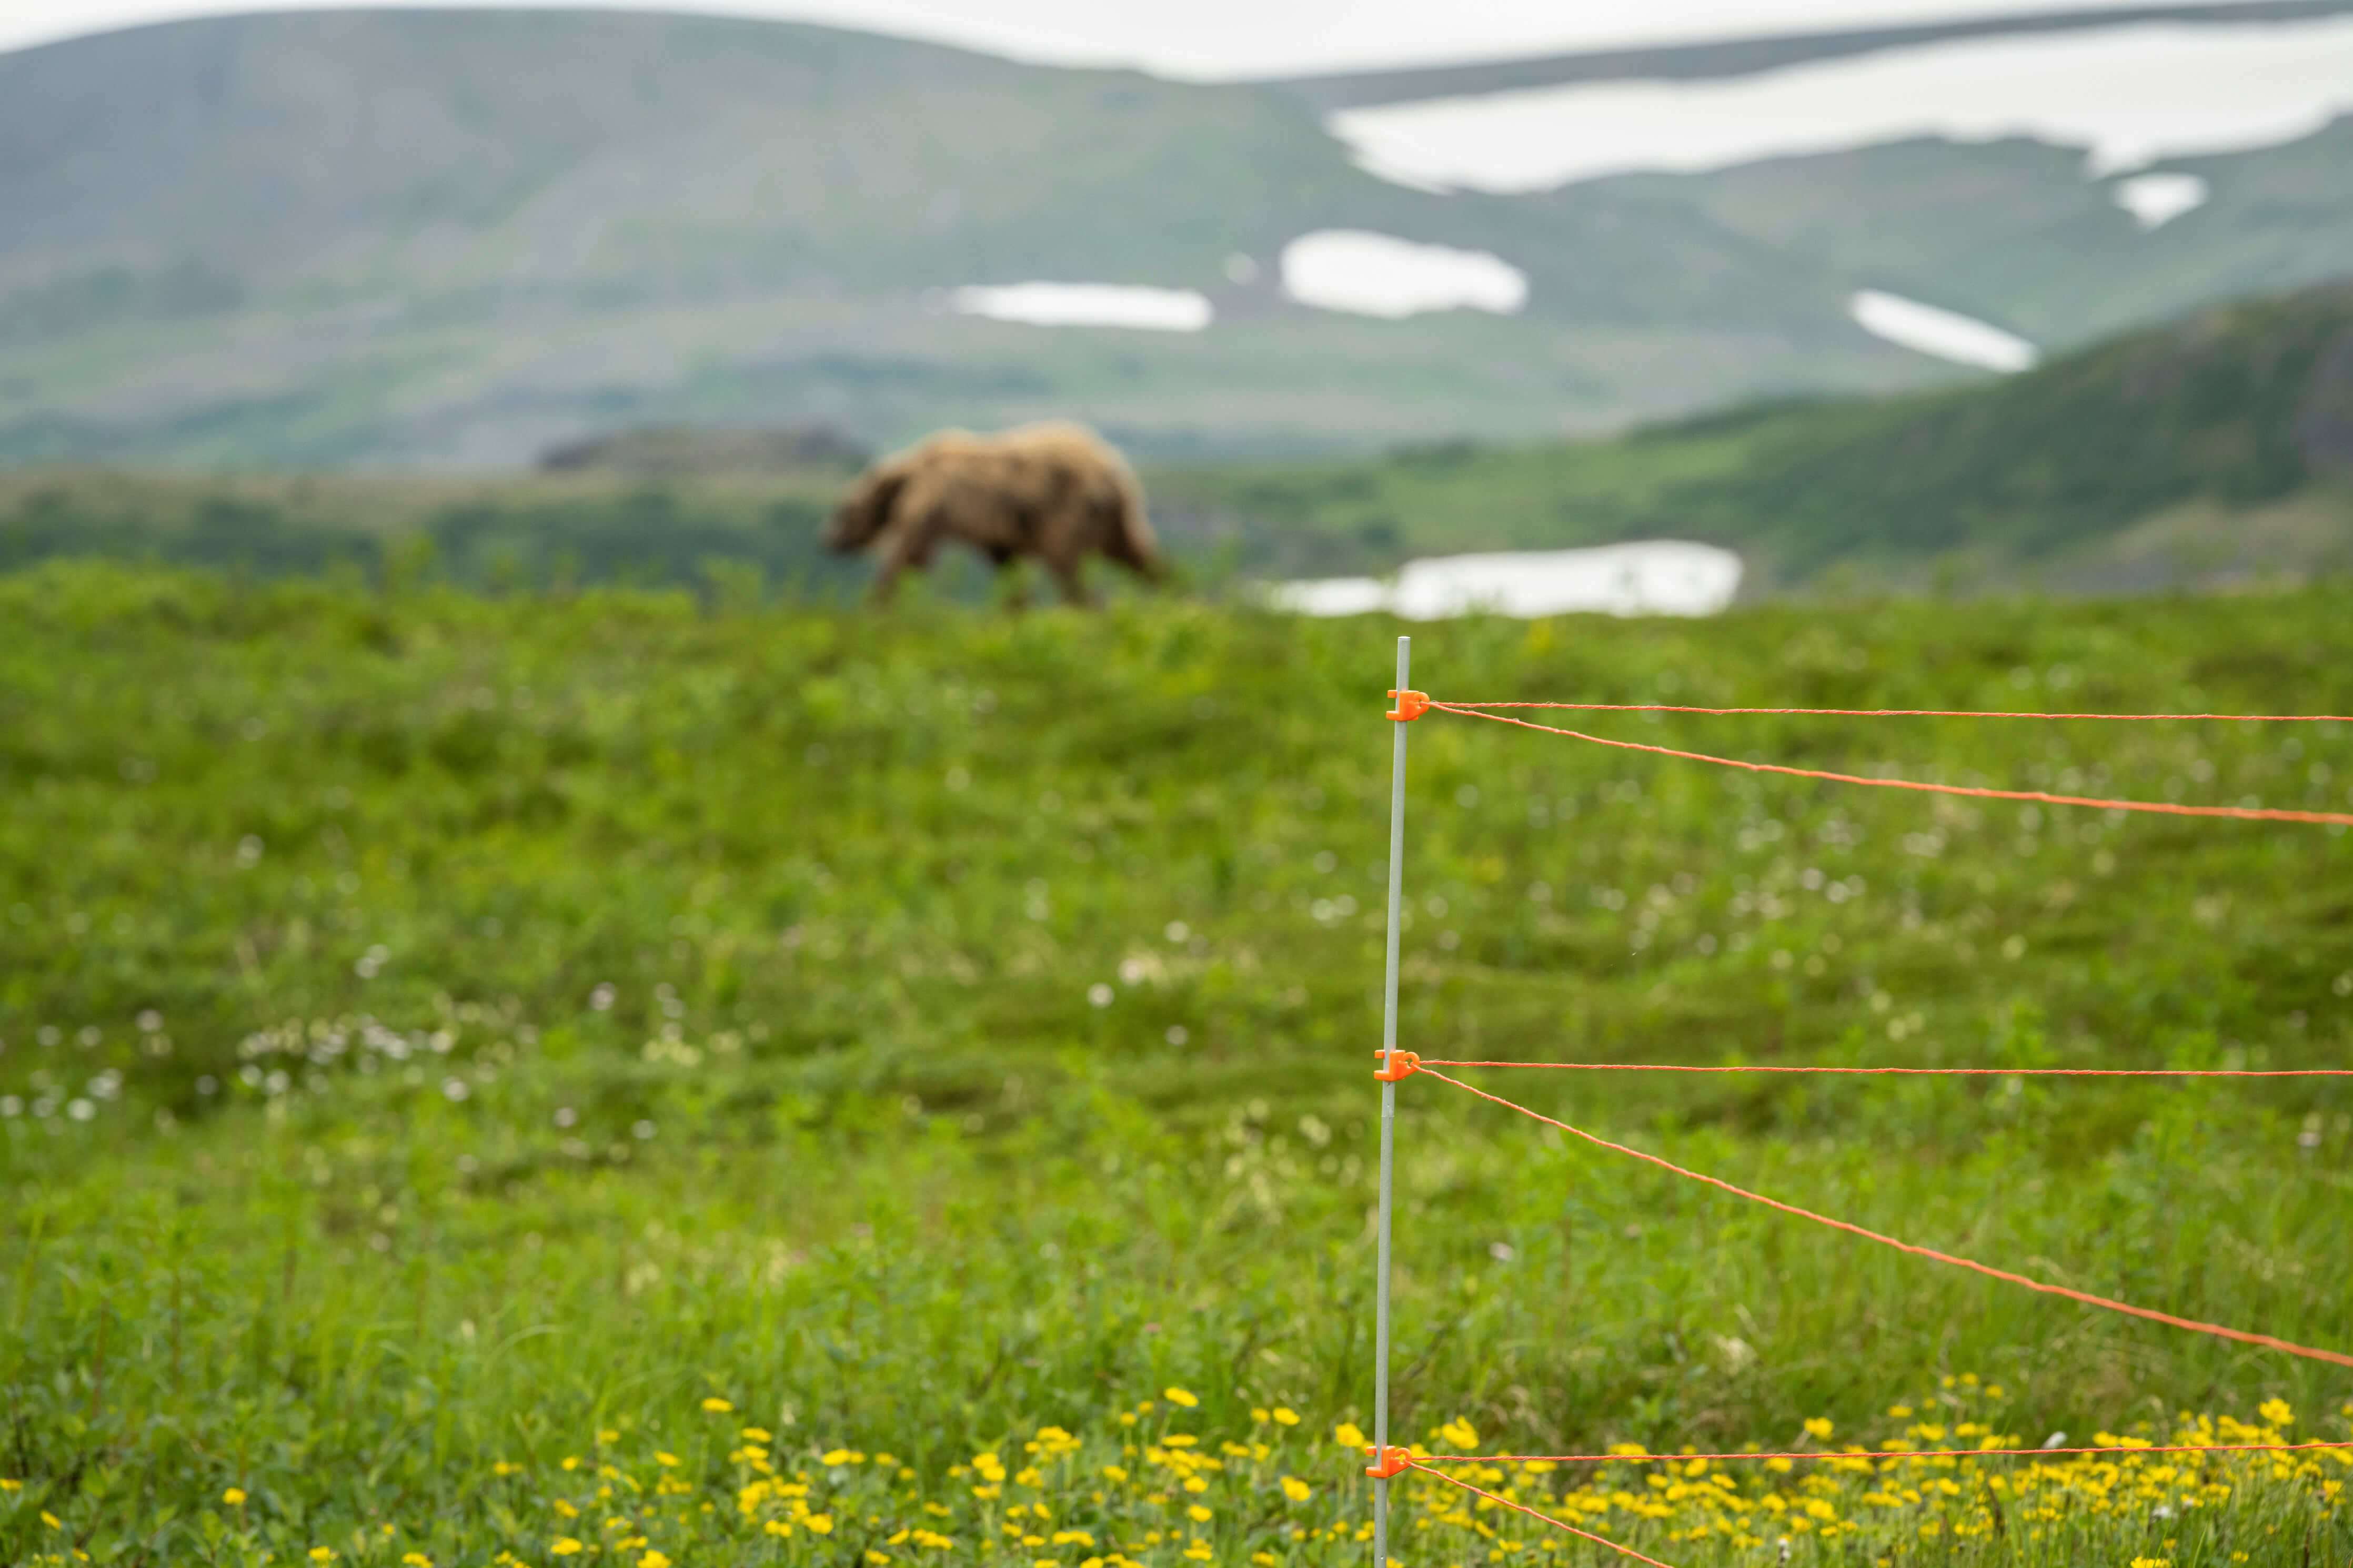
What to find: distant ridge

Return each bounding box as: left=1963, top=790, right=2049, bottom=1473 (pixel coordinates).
left=1270, top=0, right=2353, bottom=109
left=1, top=5, right=2349, bottom=466
left=1155, top=283, right=2353, bottom=593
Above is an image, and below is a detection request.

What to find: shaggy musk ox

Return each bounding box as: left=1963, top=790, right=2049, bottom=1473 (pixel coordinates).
left=823, top=422, right=1165, bottom=605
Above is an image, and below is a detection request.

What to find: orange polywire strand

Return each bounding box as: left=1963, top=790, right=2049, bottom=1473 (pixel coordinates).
left=1410, top=1059, right=2353, bottom=1078
left=1412, top=1065, right=2353, bottom=1371
left=1415, top=1441, right=2353, bottom=1466
left=1425, top=702, right=2353, bottom=828
left=1403, top=1460, right=1685, bottom=1568
left=1442, top=702, right=2353, bottom=723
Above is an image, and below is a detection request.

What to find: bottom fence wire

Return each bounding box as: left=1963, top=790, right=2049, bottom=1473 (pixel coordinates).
left=1405, top=1459, right=1685, bottom=1568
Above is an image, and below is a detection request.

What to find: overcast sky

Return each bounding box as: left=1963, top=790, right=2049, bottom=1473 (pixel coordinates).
left=0, top=0, right=2275, bottom=75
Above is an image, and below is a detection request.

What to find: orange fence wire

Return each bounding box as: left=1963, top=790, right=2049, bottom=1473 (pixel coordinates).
left=1411, top=1065, right=2353, bottom=1371
left=1414, top=1440, right=2353, bottom=1466
left=1405, top=1458, right=1685, bottom=1568
left=1406, top=1058, right=2353, bottom=1077
left=1402, top=1067, right=2344, bottom=1081
left=1440, top=702, right=2353, bottom=723
left=1389, top=1440, right=2353, bottom=1568
left=1424, top=702, right=2353, bottom=827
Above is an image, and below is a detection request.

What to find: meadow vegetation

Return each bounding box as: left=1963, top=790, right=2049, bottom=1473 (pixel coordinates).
left=2, top=562, right=2350, bottom=1565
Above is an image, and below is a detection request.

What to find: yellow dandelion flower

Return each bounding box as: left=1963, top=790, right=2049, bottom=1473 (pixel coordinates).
left=223, top=1488, right=247, bottom=1506
left=401, top=1555, right=434, bottom=1567
left=0, top=1480, right=18, bottom=1492
left=806, top=1513, right=836, bottom=1534
left=655, top=1452, right=680, bottom=1468
left=765, top=1521, right=794, bottom=1538
left=1281, top=1476, right=1312, bottom=1502
left=598, top=1429, right=619, bottom=1444
left=1803, top=1418, right=1834, bottom=1441
left=741, top=1426, right=773, bottom=1443
left=868, top=1553, right=892, bottom=1565
left=703, top=1397, right=733, bottom=1413
left=1182, top=1540, right=1213, bottom=1561
left=1436, top=1418, right=1479, bottom=1450
left=2259, top=1400, right=2294, bottom=1428
left=43, top=1511, right=64, bottom=1529
left=309, top=1550, right=336, bottom=1564
left=1102, top=1465, right=1128, bottom=1482
left=1188, top=1505, right=1213, bottom=1523
left=1336, top=1422, right=1368, bottom=1449
left=1272, top=1408, right=1300, bottom=1427
left=551, top=1541, right=584, bottom=1557
left=1886, top=1406, right=1912, bottom=1419
left=1253, top=1555, right=1279, bottom=1566
left=1165, top=1388, right=1200, bottom=1408
left=641, top=1554, right=672, bottom=1568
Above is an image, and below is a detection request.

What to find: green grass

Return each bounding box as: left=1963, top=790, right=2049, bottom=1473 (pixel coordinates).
left=2, top=562, right=2350, bottom=1566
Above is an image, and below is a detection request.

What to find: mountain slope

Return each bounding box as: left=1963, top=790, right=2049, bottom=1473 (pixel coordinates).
left=1153, top=284, right=2353, bottom=591
left=3, top=8, right=2352, bottom=467
left=0, top=9, right=1940, bottom=466
left=1267, top=0, right=2353, bottom=108
left=1601, top=121, right=2353, bottom=350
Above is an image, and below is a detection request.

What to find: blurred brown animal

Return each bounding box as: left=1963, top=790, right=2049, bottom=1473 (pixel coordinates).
left=823, top=422, right=1164, bottom=606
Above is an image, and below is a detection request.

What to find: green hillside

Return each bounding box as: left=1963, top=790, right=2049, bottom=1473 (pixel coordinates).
left=1154, top=284, right=2353, bottom=591
left=0, top=9, right=1910, bottom=467
left=4, top=9, right=2353, bottom=465
left=6, top=284, right=2351, bottom=596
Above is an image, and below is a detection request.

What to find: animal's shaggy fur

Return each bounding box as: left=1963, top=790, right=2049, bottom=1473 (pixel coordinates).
left=823, top=422, right=1163, bottom=605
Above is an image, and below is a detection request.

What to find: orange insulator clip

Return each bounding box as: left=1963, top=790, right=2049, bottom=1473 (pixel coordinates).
left=1387, top=689, right=1431, bottom=722
left=1364, top=1445, right=1412, bottom=1479
left=1374, top=1050, right=1420, bottom=1082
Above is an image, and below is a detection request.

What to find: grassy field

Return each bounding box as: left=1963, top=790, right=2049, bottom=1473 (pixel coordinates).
left=2, top=563, right=2350, bottom=1566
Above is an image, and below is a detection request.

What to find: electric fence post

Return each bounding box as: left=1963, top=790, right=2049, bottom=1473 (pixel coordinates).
left=1371, top=634, right=1416, bottom=1568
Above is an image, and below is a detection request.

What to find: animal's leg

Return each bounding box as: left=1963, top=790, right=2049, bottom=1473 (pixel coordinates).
left=869, top=529, right=930, bottom=604
left=998, top=562, right=1033, bottom=612
left=1048, top=556, right=1094, bottom=609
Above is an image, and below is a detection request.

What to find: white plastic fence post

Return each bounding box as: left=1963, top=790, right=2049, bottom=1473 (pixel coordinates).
left=1372, top=634, right=1411, bottom=1568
